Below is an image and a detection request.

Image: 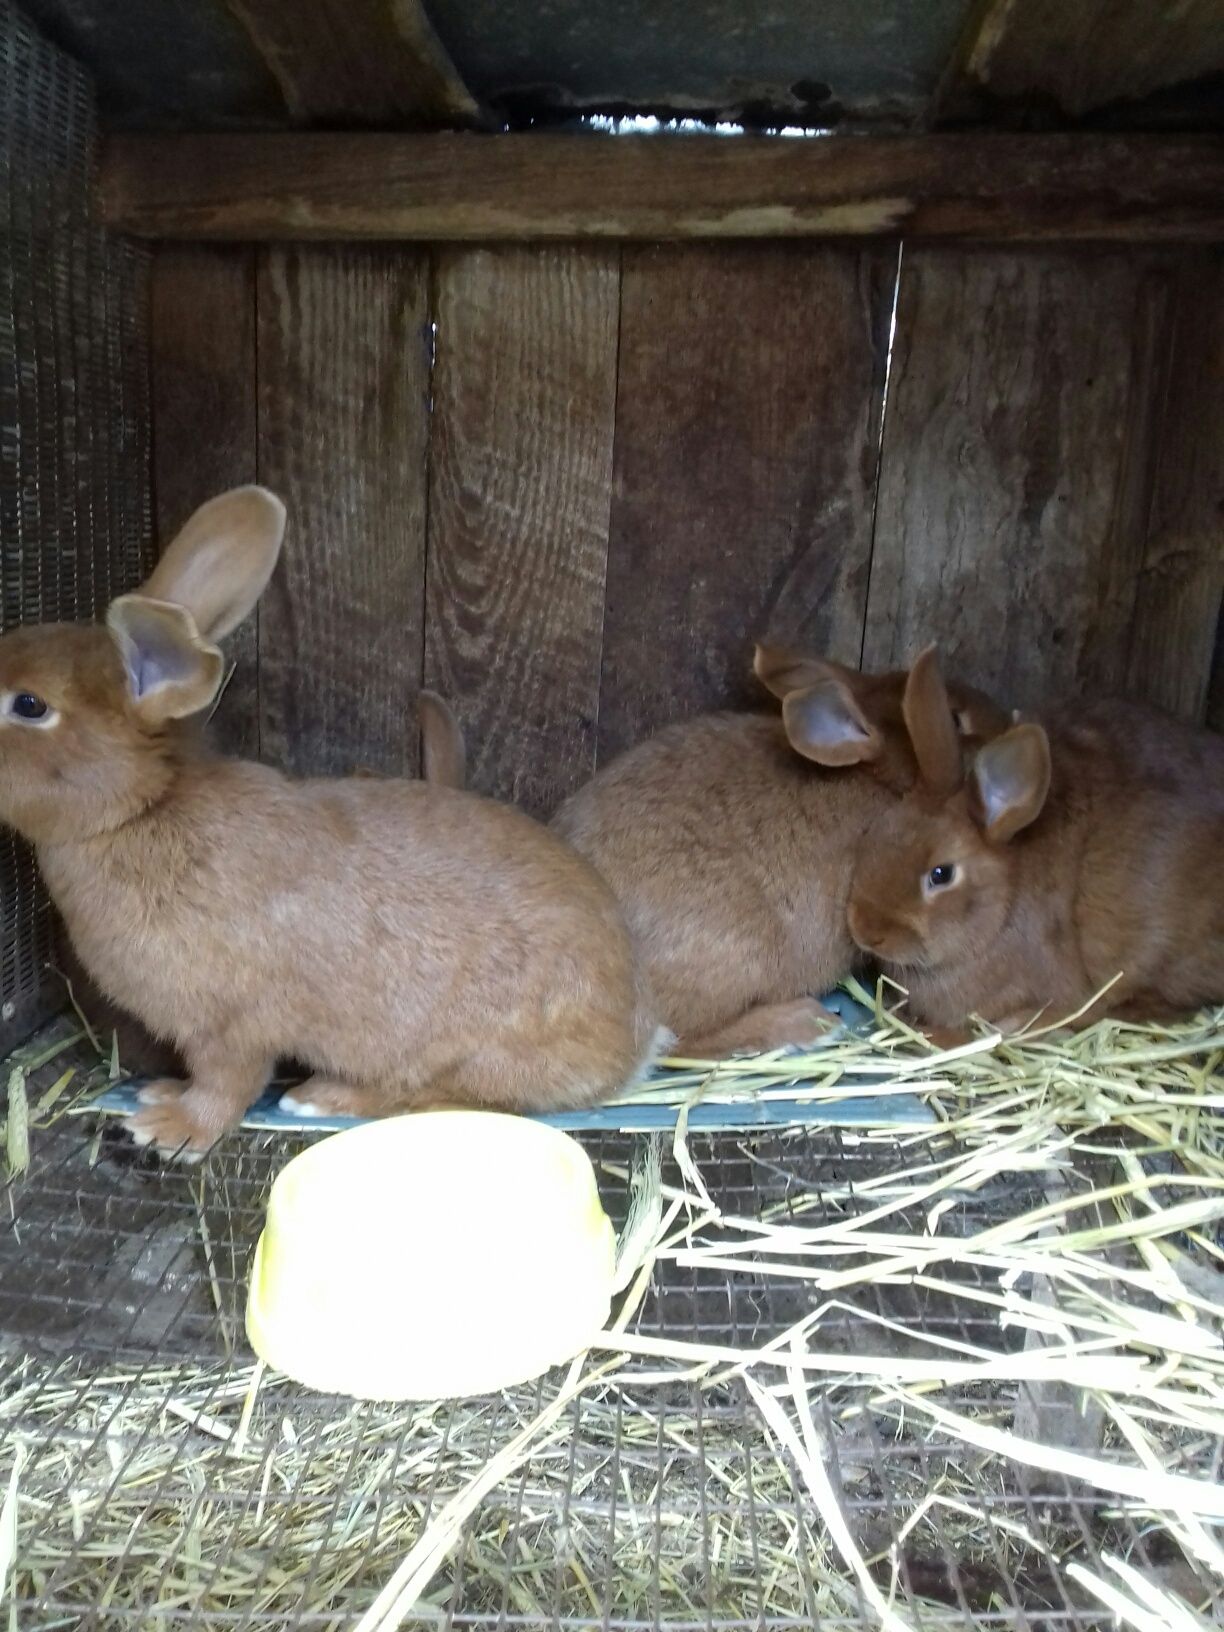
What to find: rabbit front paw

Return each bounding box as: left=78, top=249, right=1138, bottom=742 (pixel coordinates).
left=125, top=1081, right=222, bottom=1161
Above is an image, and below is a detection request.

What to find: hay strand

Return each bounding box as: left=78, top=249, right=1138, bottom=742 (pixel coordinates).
left=2, top=993, right=1221, bottom=1628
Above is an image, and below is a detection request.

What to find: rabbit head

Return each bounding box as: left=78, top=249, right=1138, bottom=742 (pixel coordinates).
left=845, top=646, right=1051, bottom=972
left=0, top=488, right=284, bottom=845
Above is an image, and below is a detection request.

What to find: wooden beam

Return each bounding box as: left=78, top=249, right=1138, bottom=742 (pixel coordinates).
left=100, top=132, right=1224, bottom=244
left=931, top=0, right=1224, bottom=129
left=223, top=0, right=483, bottom=127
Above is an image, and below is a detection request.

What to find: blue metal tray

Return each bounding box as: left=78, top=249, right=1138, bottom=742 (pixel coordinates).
left=84, top=989, right=937, bottom=1132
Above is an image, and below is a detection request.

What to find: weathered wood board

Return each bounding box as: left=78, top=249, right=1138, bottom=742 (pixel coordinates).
left=600, top=242, right=895, bottom=759
left=147, top=237, right=1223, bottom=807
left=425, top=246, right=619, bottom=814
left=1125, top=251, right=1224, bottom=723
left=256, top=246, right=430, bottom=777
left=151, top=246, right=259, bottom=755
left=861, top=248, right=1185, bottom=711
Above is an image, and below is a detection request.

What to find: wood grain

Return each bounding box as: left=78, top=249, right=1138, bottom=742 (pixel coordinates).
left=151, top=245, right=258, bottom=755
left=1126, top=252, right=1224, bottom=722
left=100, top=132, right=1224, bottom=245
left=256, top=246, right=430, bottom=777
left=425, top=246, right=619, bottom=815
left=934, top=0, right=1224, bottom=127
left=862, top=249, right=1167, bottom=711
left=224, top=0, right=481, bottom=126
left=1207, top=616, right=1224, bottom=735
left=598, top=242, right=895, bottom=759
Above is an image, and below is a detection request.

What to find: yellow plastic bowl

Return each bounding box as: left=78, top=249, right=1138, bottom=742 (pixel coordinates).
left=245, top=1110, right=616, bottom=1401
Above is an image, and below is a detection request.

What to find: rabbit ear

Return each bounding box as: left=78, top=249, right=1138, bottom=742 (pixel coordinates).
left=781, top=677, right=882, bottom=766
left=753, top=643, right=859, bottom=702
left=107, top=597, right=225, bottom=724
left=418, top=690, right=466, bottom=790
left=947, top=684, right=1010, bottom=744
left=969, top=724, right=1051, bottom=843
left=135, top=487, right=286, bottom=641
left=902, top=646, right=962, bottom=795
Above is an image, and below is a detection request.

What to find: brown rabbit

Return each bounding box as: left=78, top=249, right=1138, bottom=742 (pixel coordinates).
left=846, top=647, right=1224, bottom=1033
left=0, top=488, right=657, bottom=1157
left=551, top=647, right=1010, bottom=1056
left=57, top=688, right=469, bottom=1078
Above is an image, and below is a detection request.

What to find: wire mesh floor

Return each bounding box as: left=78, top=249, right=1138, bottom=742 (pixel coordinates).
left=2, top=1039, right=1221, bottom=1630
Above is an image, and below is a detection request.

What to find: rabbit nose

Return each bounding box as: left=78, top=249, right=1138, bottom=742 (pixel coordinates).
left=848, top=900, right=887, bottom=954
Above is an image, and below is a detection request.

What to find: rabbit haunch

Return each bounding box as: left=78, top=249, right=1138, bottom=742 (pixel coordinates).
left=552, top=645, right=1010, bottom=1055
left=0, top=488, right=655, bottom=1156
left=846, top=647, right=1224, bottom=1033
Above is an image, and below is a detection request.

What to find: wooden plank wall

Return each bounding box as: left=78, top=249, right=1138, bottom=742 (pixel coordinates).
left=150, top=241, right=1224, bottom=815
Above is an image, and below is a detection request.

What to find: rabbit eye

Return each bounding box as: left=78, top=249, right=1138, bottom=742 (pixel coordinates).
left=6, top=691, right=52, bottom=724
left=926, top=863, right=956, bottom=890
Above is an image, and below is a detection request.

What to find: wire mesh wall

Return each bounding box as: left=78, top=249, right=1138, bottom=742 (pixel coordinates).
left=2, top=1060, right=1218, bottom=1632
left=0, top=0, right=151, bottom=1054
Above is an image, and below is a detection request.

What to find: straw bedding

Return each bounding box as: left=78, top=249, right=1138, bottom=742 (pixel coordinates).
left=1, top=987, right=1221, bottom=1629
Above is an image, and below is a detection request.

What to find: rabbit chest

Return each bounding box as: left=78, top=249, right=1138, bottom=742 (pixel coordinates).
left=37, top=814, right=267, bottom=1033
